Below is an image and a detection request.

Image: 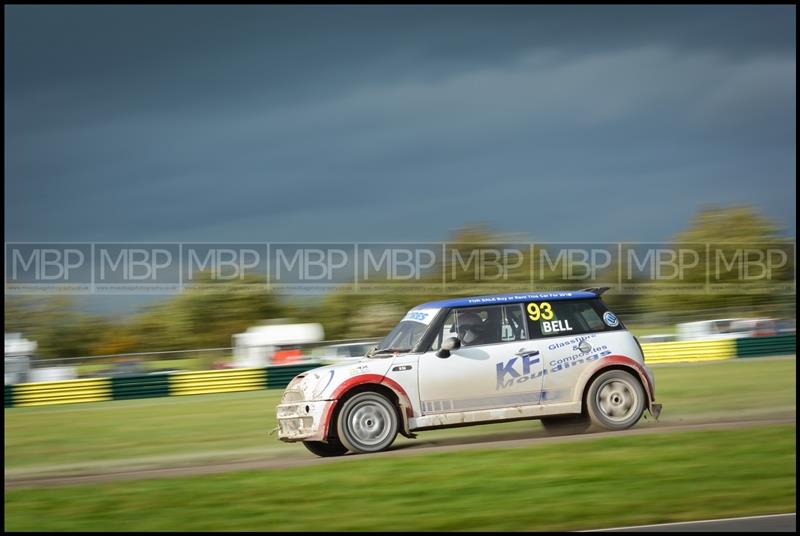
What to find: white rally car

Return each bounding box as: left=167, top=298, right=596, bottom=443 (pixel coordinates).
left=277, top=289, right=662, bottom=456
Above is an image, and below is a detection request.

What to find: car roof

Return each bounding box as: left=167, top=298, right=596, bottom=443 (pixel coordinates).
left=414, top=291, right=600, bottom=309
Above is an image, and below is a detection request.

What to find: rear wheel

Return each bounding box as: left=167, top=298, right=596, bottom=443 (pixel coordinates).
left=540, top=414, right=591, bottom=435
left=336, top=391, right=398, bottom=454
left=586, top=369, right=645, bottom=431
left=302, top=437, right=348, bottom=457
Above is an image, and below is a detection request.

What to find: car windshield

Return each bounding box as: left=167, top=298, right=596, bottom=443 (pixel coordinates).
left=368, top=307, right=440, bottom=357
left=370, top=321, right=427, bottom=356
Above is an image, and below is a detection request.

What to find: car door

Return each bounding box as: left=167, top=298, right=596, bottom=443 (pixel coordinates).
left=417, top=303, right=546, bottom=415
left=525, top=298, right=614, bottom=405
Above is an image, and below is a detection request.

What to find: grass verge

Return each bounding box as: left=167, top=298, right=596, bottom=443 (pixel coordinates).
left=4, top=424, right=796, bottom=531
left=5, top=357, right=795, bottom=470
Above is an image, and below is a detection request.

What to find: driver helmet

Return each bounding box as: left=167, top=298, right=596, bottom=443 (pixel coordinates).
left=457, top=312, right=485, bottom=345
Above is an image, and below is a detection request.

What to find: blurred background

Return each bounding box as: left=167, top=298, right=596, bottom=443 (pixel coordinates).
left=4, top=5, right=796, bottom=532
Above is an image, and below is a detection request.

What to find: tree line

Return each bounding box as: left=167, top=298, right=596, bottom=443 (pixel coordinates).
left=5, top=205, right=795, bottom=359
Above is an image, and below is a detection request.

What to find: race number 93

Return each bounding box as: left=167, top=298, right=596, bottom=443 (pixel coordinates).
left=527, top=302, right=553, bottom=321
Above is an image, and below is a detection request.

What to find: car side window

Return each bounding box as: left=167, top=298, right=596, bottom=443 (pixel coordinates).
left=525, top=298, right=613, bottom=338
left=430, top=310, right=457, bottom=351
left=430, top=304, right=527, bottom=350
left=501, top=304, right=528, bottom=342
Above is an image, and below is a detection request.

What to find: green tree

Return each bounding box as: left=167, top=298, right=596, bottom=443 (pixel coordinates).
left=125, top=272, right=288, bottom=350
left=640, top=205, right=795, bottom=319
left=4, top=297, right=111, bottom=359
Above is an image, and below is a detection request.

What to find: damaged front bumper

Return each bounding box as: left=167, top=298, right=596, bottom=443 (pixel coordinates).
left=276, top=399, right=334, bottom=442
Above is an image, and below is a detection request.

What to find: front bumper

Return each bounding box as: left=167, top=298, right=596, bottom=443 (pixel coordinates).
left=276, top=399, right=334, bottom=442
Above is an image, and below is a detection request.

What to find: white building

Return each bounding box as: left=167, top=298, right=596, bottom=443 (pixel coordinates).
left=5, top=333, right=36, bottom=385
left=232, top=321, right=324, bottom=367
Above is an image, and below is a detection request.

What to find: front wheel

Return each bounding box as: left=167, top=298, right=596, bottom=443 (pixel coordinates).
left=302, top=438, right=349, bottom=457
left=336, top=391, right=398, bottom=454
left=585, top=369, right=645, bottom=431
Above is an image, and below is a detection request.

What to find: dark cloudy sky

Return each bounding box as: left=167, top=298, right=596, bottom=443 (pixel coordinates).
left=5, top=5, right=797, bottom=244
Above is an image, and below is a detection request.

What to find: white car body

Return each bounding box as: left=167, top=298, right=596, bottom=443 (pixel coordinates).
left=277, top=291, right=660, bottom=449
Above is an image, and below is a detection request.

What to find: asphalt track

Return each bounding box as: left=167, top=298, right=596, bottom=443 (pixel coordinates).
left=5, top=416, right=794, bottom=489
left=582, top=513, right=796, bottom=532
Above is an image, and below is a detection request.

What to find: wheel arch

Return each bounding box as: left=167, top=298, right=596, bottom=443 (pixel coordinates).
left=578, top=357, right=653, bottom=414
left=323, top=375, right=414, bottom=440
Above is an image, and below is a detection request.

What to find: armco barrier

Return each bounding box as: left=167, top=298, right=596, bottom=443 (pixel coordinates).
left=266, top=363, right=322, bottom=389
left=4, top=385, right=14, bottom=408
left=12, top=378, right=112, bottom=407
left=641, top=339, right=736, bottom=364
left=735, top=334, right=796, bottom=358
left=170, top=368, right=267, bottom=396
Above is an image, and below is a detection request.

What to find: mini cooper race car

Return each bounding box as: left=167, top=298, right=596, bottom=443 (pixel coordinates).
left=277, top=288, right=662, bottom=457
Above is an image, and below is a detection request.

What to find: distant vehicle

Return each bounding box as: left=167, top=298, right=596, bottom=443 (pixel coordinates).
left=277, top=289, right=661, bottom=457
left=233, top=321, right=324, bottom=367
left=5, top=333, right=36, bottom=385
left=312, top=341, right=378, bottom=365
left=676, top=318, right=779, bottom=341
left=29, top=366, right=77, bottom=382
left=5, top=333, right=78, bottom=383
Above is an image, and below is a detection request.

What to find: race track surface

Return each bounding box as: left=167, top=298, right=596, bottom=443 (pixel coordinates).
left=5, top=416, right=793, bottom=489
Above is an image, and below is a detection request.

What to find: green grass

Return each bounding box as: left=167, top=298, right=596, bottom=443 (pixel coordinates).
left=4, top=357, right=795, bottom=471
left=4, top=424, right=795, bottom=532
left=76, top=356, right=221, bottom=375
left=650, top=357, right=796, bottom=418
left=626, top=323, right=677, bottom=336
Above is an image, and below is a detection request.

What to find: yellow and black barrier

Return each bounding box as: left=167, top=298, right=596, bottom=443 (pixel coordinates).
left=10, top=378, right=112, bottom=408
left=4, top=363, right=322, bottom=407
left=641, top=339, right=737, bottom=364
left=170, top=368, right=267, bottom=396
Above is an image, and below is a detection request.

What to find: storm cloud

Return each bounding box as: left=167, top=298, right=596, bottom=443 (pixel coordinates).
left=5, top=5, right=796, bottom=243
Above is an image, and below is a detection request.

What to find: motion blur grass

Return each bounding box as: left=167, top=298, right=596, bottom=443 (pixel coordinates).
left=4, top=357, right=795, bottom=470
left=76, top=356, right=219, bottom=375
left=650, top=356, right=796, bottom=418
left=5, top=424, right=795, bottom=531
left=624, top=323, right=677, bottom=336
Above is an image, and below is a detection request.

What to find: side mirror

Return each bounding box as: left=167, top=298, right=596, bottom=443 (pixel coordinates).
left=436, top=337, right=461, bottom=359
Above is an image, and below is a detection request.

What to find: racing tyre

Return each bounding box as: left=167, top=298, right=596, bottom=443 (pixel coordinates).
left=540, top=414, right=591, bottom=435
left=336, top=391, right=398, bottom=454
left=302, top=438, right=349, bottom=457
left=586, top=369, right=645, bottom=431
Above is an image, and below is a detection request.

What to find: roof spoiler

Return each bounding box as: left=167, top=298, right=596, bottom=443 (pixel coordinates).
left=582, top=287, right=611, bottom=296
